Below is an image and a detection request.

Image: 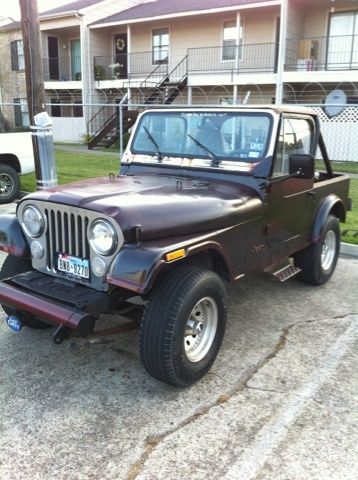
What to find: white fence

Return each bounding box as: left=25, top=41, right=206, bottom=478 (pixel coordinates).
left=52, top=117, right=86, bottom=143
left=310, top=106, right=358, bottom=162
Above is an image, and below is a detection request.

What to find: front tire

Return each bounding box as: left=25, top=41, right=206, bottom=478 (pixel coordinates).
left=0, top=255, right=51, bottom=329
left=294, top=215, right=340, bottom=285
left=140, top=266, right=227, bottom=387
left=0, top=164, right=20, bottom=204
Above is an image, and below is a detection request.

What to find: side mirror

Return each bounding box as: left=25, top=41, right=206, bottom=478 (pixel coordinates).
left=289, top=154, right=314, bottom=179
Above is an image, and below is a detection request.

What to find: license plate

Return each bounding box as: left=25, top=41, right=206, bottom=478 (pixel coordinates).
left=57, top=254, right=90, bottom=280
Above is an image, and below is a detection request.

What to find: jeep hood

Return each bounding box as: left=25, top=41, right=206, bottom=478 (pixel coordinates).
left=22, top=173, right=262, bottom=241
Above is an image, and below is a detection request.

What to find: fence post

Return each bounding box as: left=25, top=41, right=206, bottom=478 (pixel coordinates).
left=31, top=112, right=58, bottom=190
left=119, top=104, right=124, bottom=160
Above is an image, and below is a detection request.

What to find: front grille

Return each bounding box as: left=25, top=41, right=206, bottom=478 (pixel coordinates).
left=44, top=207, right=90, bottom=269
left=17, top=200, right=125, bottom=292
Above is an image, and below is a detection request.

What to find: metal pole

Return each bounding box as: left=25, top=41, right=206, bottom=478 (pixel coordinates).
left=188, top=86, right=192, bottom=105
left=233, top=85, right=238, bottom=104
left=119, top=104, right=124, bottom=160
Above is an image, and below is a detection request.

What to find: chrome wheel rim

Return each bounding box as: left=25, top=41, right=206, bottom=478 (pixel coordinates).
left=184, top=296, right=218, bottom=363
left=321, top=230, right=336, bottom=271
left=0, top=173, right=14, bottom=197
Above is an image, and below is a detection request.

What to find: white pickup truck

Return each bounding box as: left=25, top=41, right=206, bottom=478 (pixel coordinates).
left=0, top=132, right=35, bottom=203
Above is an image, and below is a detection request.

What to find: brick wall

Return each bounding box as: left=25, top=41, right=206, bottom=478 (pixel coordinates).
left=0, top=29, right=27, bottom=128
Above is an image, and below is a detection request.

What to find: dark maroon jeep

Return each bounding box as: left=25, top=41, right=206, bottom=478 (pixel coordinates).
left=0, top=107, right=351, bottom=386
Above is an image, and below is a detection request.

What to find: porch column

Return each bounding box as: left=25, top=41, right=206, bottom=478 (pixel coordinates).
left=233, top=85, right=238, bottom=104
left=275, top=0, right=288, bottom=104
left=235, top=12, right=241, bottom=74
left=127, top=24, right=131, bottom=79
left=127, top=24, right=131, bottom=105
left=188, top=85, right=192, bottom=105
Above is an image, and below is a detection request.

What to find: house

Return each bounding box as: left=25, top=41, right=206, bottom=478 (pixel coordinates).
left=89, top=0, right=358, bottom=103
left=0, top=0, right=150, bottom=141
left=0, top=0, right=357, bottom=157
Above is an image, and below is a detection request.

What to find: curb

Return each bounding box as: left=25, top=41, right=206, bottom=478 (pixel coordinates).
left=340, top=242, right=358, bottom=258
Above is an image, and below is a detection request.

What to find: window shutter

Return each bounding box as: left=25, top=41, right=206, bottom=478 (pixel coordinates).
left=10, top=41, right=19, bottom=70
left=14, top=98, right=21, bottom=127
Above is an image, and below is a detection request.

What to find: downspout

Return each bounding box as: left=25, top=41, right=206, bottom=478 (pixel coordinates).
left=275, top=0, right=288, bottom=104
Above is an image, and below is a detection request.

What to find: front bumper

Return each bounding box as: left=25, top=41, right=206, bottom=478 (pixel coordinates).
left=0, top=271, right=111, bottom=336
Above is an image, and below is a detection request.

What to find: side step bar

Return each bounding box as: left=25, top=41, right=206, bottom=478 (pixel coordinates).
left=265, top=259, right=301, bottom=282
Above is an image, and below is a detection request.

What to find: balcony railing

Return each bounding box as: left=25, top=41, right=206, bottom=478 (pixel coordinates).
left=285, top=34, right=358, bottom=71
left=187, top=43, right=278, bottom=74
left=94, top=51, right=168, bottom=81
left=92, top=34, right=358, bottom=82
left=43, top=56, right=82, bottom=81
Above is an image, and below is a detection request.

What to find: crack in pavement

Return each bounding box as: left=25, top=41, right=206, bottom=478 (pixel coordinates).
left=125, top=313, right=355, bottom=480
left=125, top=328, right=289, bottom=480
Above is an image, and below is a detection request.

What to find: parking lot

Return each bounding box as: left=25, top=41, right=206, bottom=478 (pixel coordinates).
left=0, top=202, right=357, bottom=480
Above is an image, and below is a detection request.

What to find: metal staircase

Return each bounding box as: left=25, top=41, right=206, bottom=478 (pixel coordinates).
left=87, top=56, right=188, bottom=149
left=143, top=55, right=188, bottom=104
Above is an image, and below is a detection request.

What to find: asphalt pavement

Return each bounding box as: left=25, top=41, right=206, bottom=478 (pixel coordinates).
left=0, top=202, right=357, bottom=480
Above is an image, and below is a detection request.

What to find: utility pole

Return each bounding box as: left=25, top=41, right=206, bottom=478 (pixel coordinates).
left=19, top=0, right=46, bottom=180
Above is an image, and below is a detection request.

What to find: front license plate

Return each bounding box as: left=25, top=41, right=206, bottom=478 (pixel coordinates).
left=57, top=254, right=90, bottom=280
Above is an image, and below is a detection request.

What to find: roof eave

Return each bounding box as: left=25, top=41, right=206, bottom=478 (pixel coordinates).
left=40, top=11, right=83, bottom=21
left=90, top=0, right=281, bottom=29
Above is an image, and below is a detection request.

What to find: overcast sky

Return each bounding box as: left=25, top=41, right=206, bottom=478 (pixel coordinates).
left=1, top=1, right=72, bottom=21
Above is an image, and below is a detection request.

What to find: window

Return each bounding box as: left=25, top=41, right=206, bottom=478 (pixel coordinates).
left=73, top=102, right=83, bottom=117
left=50, top=99, right=61, bottom=117
left=152, top=28, right=169, bottom=64
left=14, top=98, right=29, bottom=127
left=132, top=111, right=272, bottom=169
left=274, top=118, right=313, bottom=175
left=10, top=40, right=25, bottom=71
left=327, top=11, right=358, bottom=69
left=222, top=20, right=243, bottom=61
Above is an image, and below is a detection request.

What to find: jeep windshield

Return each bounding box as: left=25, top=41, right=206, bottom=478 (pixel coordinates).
left=130, top=110, right=272, bottom=172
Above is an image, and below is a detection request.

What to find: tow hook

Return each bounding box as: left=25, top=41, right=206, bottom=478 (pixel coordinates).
left=53, top=325, right=72, bottom=344
left=6, top=315, right=23, bottom=332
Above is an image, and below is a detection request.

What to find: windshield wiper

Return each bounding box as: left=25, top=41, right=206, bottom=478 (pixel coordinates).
left=143, top=126, right=163, bottom=162
left=187, top=134, right=221, bottom=167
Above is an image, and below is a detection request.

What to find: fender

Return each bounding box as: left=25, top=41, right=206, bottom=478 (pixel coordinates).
left=106, top=238, right=231, bottom=295
left=0, top=214, right=29, bottom=257
left=311, top=194, right=345, bottom=243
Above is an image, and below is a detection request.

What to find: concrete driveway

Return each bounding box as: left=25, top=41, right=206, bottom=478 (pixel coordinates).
left=0, top=203, right=357, bottom=480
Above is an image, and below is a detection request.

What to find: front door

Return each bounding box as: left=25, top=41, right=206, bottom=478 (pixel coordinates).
left=71, top=39, right=81, bottom=80
left=48, top=36, right=59, bottom=80
left=114, top=34, right=128, bottom=78
left=264, top=115, right=316, bottom=261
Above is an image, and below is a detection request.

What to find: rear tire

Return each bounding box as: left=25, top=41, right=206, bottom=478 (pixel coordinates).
left=0, top=255, right=51, bottom=329
left=140, top=266, right=227, bottom=387
left=0, top=164, right=20, bottom=204
left=294, top=215, right=340, bottom=285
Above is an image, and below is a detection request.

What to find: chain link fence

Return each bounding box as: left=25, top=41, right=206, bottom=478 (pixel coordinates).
left=1, top=99, right=357, bottom=176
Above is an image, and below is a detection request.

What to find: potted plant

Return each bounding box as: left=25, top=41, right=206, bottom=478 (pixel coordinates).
left=109, top=63, right=123, bottom=79
left=94, top=64, right=105, bottom=80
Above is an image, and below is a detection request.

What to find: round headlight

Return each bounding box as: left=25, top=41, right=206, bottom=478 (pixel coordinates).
left=22, top=206, right=45, bottom=237
left=89, top=220, right=117, bottom=256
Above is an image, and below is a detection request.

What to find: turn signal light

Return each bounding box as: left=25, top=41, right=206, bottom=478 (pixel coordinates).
left=165, top=249, right=186, bottom=262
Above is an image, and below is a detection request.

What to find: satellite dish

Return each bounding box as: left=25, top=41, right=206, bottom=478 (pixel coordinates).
left=325, top=89, right=347, bottom=118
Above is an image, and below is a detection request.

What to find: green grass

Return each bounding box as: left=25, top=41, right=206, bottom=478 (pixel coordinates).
left=19, top=149, right=358, bottom=245
left=342, top=178, right=358, bottom=245
left=316, top=160, right=358, bottom=175
left=20, top=149, right=119, bottom=192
